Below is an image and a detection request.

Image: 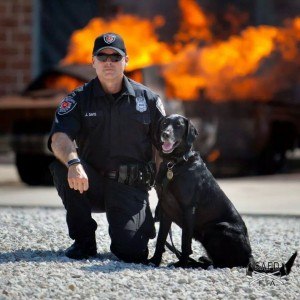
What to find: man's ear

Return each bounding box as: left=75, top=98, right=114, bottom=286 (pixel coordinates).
left=186, top=118, right=198, bottom=147
left=92, top=56, right=96, bottom=69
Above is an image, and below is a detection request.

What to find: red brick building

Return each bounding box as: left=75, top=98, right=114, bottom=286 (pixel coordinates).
left=0, top=0, right=33, bottom=96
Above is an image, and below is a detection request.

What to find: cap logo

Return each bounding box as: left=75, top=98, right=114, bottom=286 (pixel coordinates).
left=104, top=34, right=116, bottom=44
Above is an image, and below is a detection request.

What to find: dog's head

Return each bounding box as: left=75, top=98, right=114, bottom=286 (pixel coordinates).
left=159, top=114, right=198, bottom=156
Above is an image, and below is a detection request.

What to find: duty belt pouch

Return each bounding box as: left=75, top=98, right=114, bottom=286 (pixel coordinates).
left=128, top=165, right=138, bottom=185
left=118, top=165, right=128, bottom=184
left=117, top=163, right=155, bottom=190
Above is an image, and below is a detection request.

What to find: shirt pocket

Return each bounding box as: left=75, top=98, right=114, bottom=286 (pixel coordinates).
left=132, top=112, right=151, bottom=125
left=130, top=111, right=151, bottom=134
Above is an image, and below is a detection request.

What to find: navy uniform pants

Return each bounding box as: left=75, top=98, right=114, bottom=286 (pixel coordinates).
left=49, top=160, right=155, bottom=263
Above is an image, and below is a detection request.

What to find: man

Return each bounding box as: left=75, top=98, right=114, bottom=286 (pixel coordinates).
left=48, top=32, right=165, bottom=263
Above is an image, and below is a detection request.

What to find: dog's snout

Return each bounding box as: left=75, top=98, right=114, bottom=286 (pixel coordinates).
left=162, top=131, right=170, bottom=139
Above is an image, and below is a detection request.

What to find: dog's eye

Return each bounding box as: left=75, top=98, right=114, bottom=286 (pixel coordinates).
left=175, top=121, right=182, bottom=128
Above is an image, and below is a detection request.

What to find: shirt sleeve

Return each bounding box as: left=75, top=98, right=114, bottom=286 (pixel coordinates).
left=149, top=95, right=166, bottom=150
left=47, top=92, right=81, bottom=152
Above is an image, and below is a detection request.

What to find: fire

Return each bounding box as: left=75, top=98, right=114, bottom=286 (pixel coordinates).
left=55, top=0, right=299, bottom=102
left=61, top=14, right=173, bottom=71
left=174, top=0, right=212, bottom=46
left=45, top=75, right=83, bottom=93
left=164, top=25, right=280, bottom=101
left=164, top=20, right=300, bottom=101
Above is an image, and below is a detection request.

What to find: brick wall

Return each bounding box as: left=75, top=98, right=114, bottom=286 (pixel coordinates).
left=0, top=0, right=33, bottom=96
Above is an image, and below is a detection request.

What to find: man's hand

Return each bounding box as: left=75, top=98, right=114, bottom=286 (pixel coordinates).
left=68, top=164, right=89, bottom=194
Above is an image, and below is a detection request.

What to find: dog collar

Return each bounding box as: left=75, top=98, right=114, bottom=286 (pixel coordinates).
left=165, top=150, right=195, bottom=180
left=166, top=150, right=195, bottom=166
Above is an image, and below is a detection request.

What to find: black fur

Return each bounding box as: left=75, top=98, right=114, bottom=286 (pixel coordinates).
left=149, top=114, right=297, bottom=272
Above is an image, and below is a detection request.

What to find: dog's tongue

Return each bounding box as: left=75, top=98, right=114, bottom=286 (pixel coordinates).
left=162, top=142, right=174, bottom=152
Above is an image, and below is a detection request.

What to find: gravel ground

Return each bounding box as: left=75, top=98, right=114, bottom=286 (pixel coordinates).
left=0, top=208, right=299, bottom=300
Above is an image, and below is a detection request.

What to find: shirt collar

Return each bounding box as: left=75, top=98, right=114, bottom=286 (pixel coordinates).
left=123, top=76, right=136, bottom=97
left=93, top=77, right=105, bottom=97
left=93, top=76, right=136, bottom=98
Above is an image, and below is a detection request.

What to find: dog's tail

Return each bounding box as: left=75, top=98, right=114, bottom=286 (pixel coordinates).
left=247, top=251, right=297, bottom=277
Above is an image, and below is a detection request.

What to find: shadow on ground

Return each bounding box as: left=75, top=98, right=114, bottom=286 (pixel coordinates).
left=0, top=249, right=157, bottom=272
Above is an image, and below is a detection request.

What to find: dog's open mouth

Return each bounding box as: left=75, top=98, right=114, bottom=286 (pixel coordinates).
left=162, top=141, right=179, bottom=154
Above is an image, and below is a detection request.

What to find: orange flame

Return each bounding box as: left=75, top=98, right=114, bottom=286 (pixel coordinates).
left=174, top=0, right=212, bottom=46
left=45, top=75, right=82, bottom=92
left=164, top=18, right=300, bottom=101
left=54, top=0, right=300, bottom=102
left=61, top=14, right=173, bottom=71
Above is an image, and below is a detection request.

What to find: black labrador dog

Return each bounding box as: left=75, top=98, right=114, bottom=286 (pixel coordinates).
left=149, top=114, right=297, bottom=273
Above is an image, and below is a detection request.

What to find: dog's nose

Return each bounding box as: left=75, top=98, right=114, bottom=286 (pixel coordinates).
left=162, top=131, right=170, bottom=139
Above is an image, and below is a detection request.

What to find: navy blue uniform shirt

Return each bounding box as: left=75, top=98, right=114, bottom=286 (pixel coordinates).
left=48, top=76, right=166, bottom=172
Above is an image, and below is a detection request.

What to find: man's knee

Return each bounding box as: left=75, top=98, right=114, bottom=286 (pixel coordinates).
left=110, top=230, right=149, bottom=263
left=111, top=243, right=149, bottom=264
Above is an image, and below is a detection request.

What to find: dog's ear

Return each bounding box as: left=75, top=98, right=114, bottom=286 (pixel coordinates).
left=186, top=119, right=198, bottom=147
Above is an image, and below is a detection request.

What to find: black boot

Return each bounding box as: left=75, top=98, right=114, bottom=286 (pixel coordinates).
left=65, top=236, right=97, bottom=260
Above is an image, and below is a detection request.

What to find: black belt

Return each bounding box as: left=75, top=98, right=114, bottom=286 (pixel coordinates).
left=100, top=163, right=155, bottom=190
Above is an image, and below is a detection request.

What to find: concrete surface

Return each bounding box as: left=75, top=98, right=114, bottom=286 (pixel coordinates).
left=0, top=162, right=300, bottom=216
left=0, top=161, right=300, bottom=216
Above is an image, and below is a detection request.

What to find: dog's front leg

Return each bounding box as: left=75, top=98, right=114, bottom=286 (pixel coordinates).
left=172, top=206, right=194, bottom=268
left=148, top=211, right=172, bottom=266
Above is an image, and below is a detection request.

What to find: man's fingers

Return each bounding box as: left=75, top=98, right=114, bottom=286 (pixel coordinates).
left=68, top=177, right=88, bottom=193
left=83, top=179, right=89, bottom=192
left=68, top=178, right=75, bottom=189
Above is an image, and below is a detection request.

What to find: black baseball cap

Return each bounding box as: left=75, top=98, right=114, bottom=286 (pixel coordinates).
left=93, top=33, right=127, bottom=56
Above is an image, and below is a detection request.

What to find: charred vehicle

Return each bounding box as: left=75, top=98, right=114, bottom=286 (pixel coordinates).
left=183, top=97, right=300, bottom=177
left=0, top=65, right=92, bottom=185
left=1, top=0, right=299, bottom=184
left=0, top=64, right=299, bottom=184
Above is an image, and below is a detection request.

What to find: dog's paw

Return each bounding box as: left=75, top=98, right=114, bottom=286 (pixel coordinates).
left=198, top=256, right=213, bottom=269
left=169, top=260, right=188, bottom=268
left=147, top=256, right=162, bottom=267
left=169, top=259, right=204, bottom=269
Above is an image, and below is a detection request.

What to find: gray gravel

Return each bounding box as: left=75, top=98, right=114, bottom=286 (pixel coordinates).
left=0, top=208, right=299, bottom=300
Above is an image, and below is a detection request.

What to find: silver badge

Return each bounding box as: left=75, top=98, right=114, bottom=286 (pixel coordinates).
left=135, top=96, right=147, bottom=112
left=156, top=97, right=166, bottom=116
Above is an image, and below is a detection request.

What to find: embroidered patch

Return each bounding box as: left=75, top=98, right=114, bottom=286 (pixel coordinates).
left=156, top=97, right=166, bottom=116
left=104, top=34, right=116, bottom=44
left=135, top=96, right=147, bottom=112
left=57, top=96, right=77, bottom=115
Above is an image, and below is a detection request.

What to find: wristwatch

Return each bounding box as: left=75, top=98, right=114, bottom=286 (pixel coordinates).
left=67, top=158, right=81, bottom=168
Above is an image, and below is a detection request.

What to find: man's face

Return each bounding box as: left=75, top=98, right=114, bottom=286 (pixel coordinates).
left=92, top=48, right=128, bottom=82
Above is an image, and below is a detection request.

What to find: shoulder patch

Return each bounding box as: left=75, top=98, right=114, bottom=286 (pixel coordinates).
left=156, top=97, right=166, bottom=116
left=57, top=96, right=77, bottom=115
